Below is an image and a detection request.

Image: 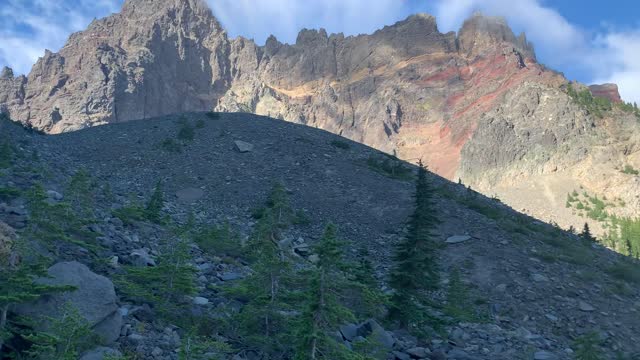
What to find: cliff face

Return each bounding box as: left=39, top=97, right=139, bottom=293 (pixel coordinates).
left=1, top=0, right=639, bottom=232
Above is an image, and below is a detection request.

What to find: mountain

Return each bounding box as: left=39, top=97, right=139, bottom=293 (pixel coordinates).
left=0, top=113, right=639, bottom=359
left=1, top=0, right=640, bottom=238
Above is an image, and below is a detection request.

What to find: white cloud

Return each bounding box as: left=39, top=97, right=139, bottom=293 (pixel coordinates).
left=0, top=0, right=121, bottom=75
left=207, top=0, right=412, bottom=44
left=432, top=0, right=640, bottom=103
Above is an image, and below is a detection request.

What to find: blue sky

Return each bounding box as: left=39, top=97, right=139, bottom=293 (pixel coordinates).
left=1, top=0, right=640, bottom=103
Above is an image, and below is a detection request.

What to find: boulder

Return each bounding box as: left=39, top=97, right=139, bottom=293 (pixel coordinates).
left=406, top=347, right=430, bottom=358
left=533, top=351, right=557, bottom=360
left=339, top=323, right=359, bottom=341
left=80, top=347, right=123, bottom=360
left=176, top=187, right=205, bottom=203
left=445, top=235, right=472, bottom=244
left=234, top=140, right=254, bottom=153
left=356, top=319, right=395, bottom=349
left=578, top=301, right=595, bottom=312
left=14, top=262, right=122, bottom=344
left=130, top=248, right=156, bottom=267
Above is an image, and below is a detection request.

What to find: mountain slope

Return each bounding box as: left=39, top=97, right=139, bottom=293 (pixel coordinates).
left=1, top=0, right=640, bottom=239
left=1, top=113, right=639, bottom=359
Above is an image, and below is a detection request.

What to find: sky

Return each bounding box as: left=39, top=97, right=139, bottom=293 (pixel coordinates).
left=1, top=0, right=639, bottom=103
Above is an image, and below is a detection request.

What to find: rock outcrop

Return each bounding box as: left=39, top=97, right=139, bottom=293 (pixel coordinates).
left=589, top=83, right=623, bottom=103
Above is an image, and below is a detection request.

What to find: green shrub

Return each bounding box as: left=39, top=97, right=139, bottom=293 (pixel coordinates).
left=605, top=262, right=640, bottom=283
left=24, top=304, right=98, bottom=360
left=366, top=155, right=413, bottom=180
left=159, top=138, right=182, bottom=153
left=177, top=118, right=195, bottom=141
left=194, top=223, right=242, bottom=258
left=112, top=205, right=147, bottom=226
left=573, top=331, right=604, bottom=360
left=0, top=186, right=20, bottom=201
left=330, top=139, right=351, bottom=150
left=0, top=140, right=13, bottom=169
left=621, top=165, right=639, bottom=175
left=206, top=112, right=221, bottom=120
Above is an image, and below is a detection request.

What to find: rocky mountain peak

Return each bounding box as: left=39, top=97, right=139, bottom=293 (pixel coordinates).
left=120, top=0, right=212, bottom=17
left=458, top=12, right=536, bottom=60
left=0, top=67, right=13, bottom=80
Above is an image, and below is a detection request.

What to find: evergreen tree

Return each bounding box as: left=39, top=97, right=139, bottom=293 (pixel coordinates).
left=0, top=226, right=75, bottom=354
left=117, top=236, right=196, bottom=320
left=145, top=181, right=165, bottom=223
left=573, top=331, right=604, bottom=360
left=227, top=183, right=297, bottom=356
left=581, top=223, right=594, bottom=242
left=350, top=247, right=386, bottom=319
left=65, top=168, right=96, bottom=220
left=294, top=224, right=364, bottom=360
left=388, top=161, right=439, bottom=328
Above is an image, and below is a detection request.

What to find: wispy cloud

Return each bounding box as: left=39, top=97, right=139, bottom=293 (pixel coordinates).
left=431, top=0, right=640, bottom=103
left=0, top=0, right=122, bottom=75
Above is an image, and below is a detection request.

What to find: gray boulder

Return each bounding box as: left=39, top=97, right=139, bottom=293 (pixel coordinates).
left=234, top=140, right=254, bottom=153
left=14, top=262, right=122, bottom=344
left=130, top=248, right=156, bottom=267
left=356, top=319, right=395, bottom=349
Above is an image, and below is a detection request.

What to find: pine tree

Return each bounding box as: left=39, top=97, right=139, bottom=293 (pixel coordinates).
left=573, top=331, right=604, bottom=360
left=0, top=226, right=75, bottom=355
left=65, top=168, right=95, bottom=220
left=581, top=223, right=594, bottom=242
left=350, top=247, right=386, bottom=319
left=145, top=181, right=165, bottom=223
left=294, top=224, right=364, bottom=360
left=388, top=161, right=440, bottom=328
left=227, top=183, right=297, bottom=356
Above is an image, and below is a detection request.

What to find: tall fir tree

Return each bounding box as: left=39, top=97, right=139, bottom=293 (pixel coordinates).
left=227, top=183, right=297, bottom=357
left=145, top=180, right=165, bottom=224
left=581, top=223, right=594, bottom=243
left=294, top=224, right=365, bottom=360
left=388, top=161, right=440, bottom=327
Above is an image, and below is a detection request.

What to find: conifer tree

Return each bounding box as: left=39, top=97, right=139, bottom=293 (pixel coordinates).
left=388, top=161, right=440, bottom=327
left=228, top=183, right=296, bottom=356
left=351, top=247, right=386, bottom=319
left=581, top=223, right=594, bottom=242
left=0, top=225, right=75, bottom=354
left=294, top=224, right=364, bottom=360
left=117, top=236, right=196, bottom=320
left=145, top=181, right=165, bottom=224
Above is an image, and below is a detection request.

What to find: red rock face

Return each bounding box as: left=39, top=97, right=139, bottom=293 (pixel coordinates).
left=589, top=84, right=622, bottom=103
